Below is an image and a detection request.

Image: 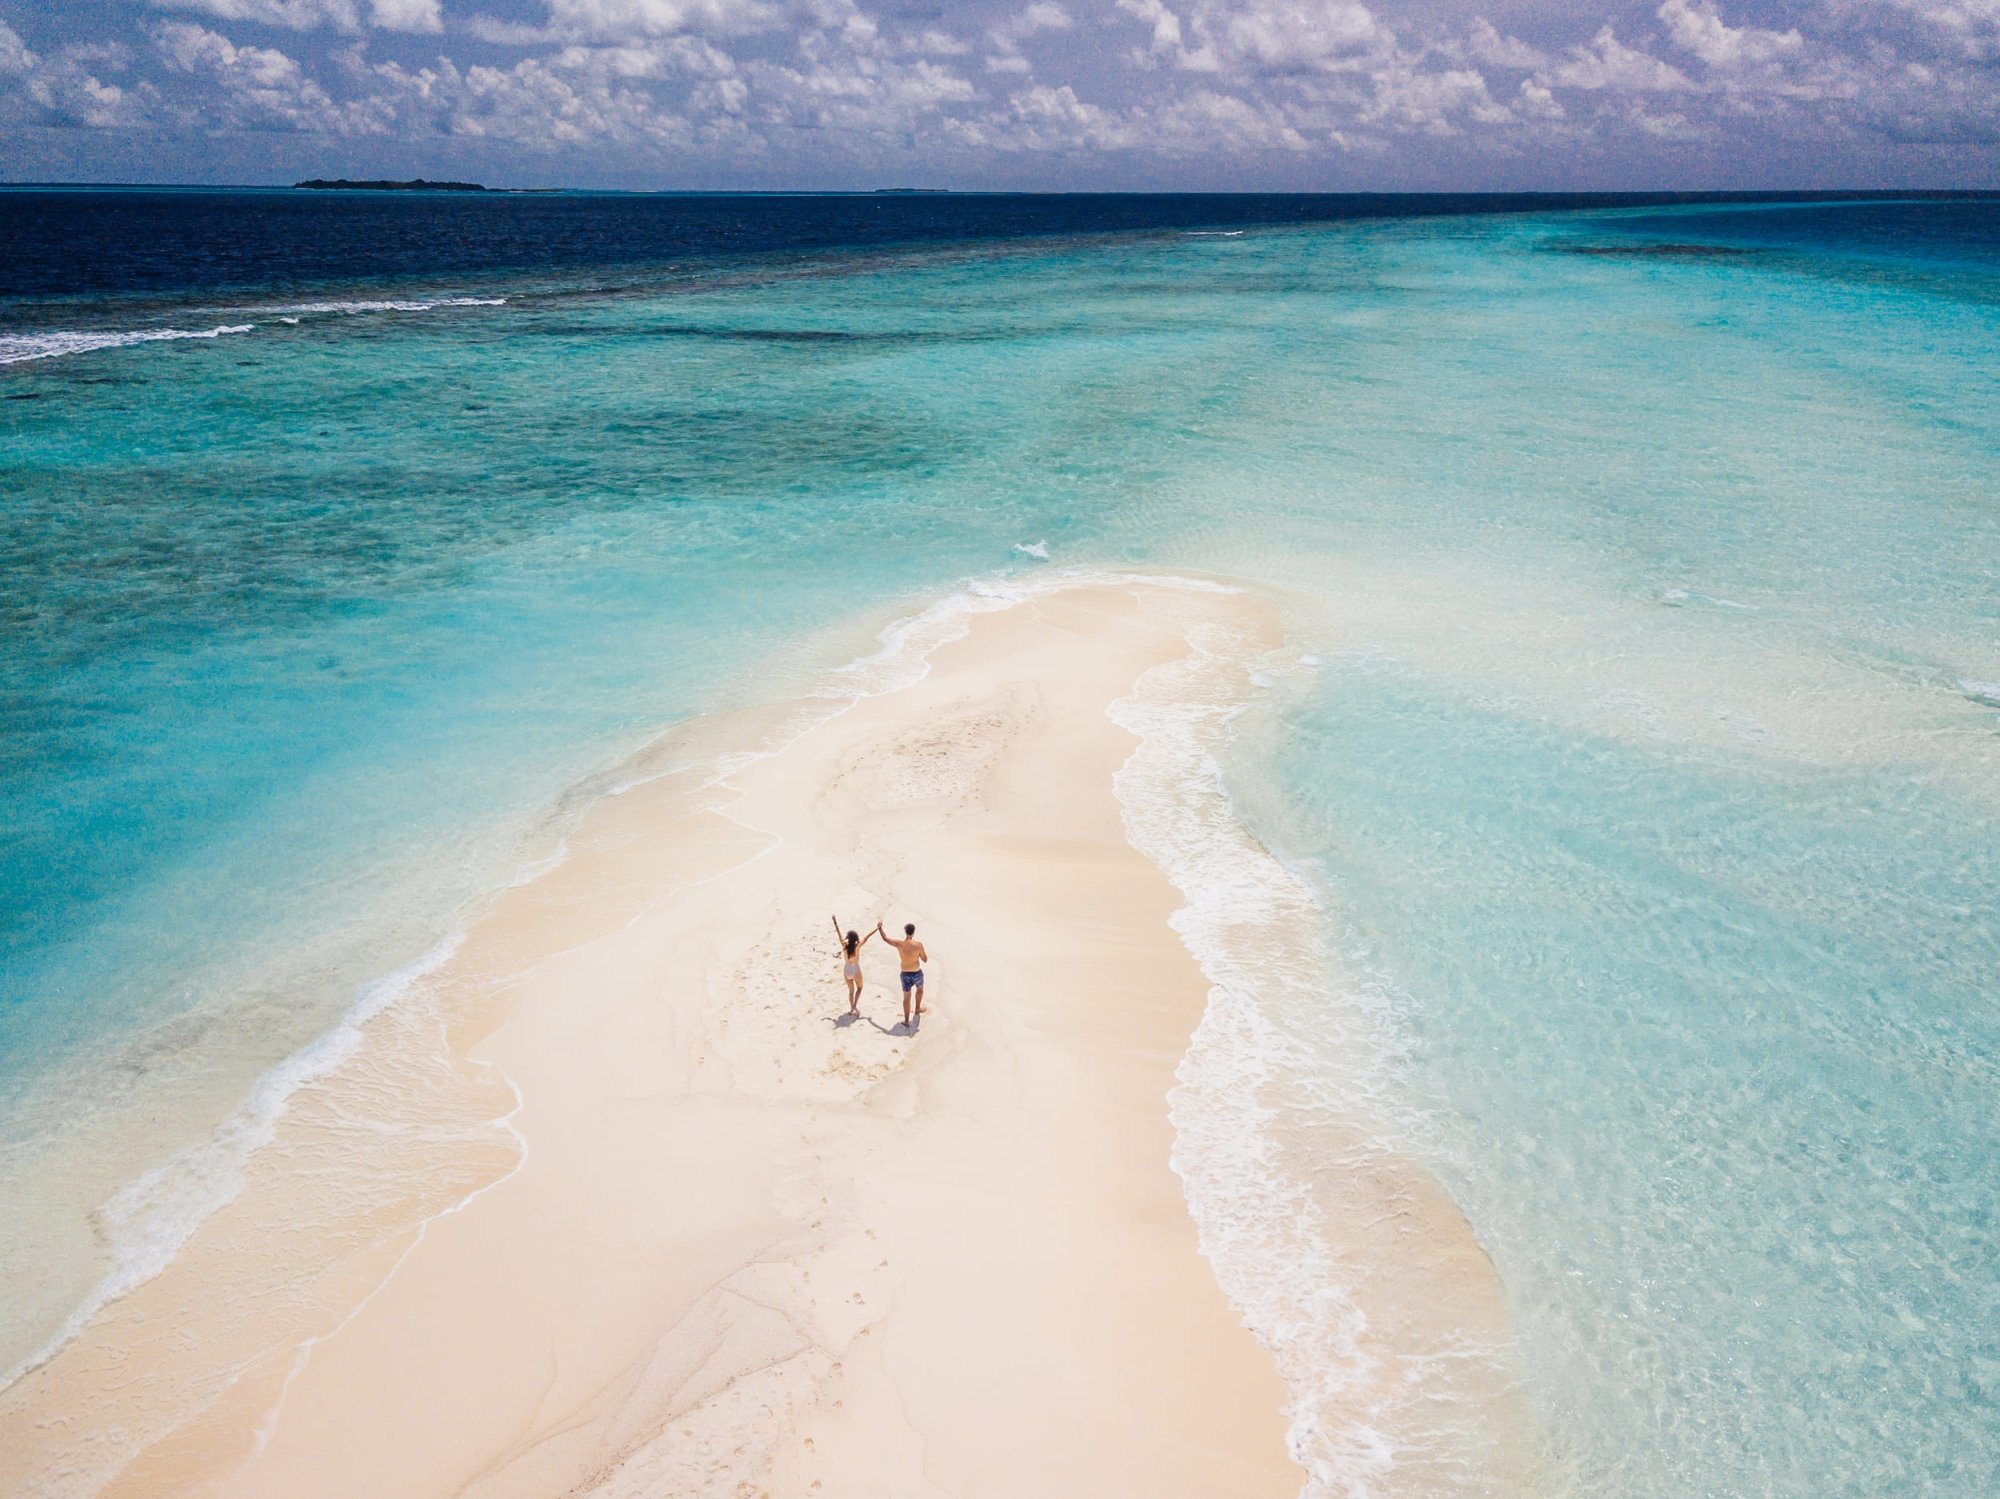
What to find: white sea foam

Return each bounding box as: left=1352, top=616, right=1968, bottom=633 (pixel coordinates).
left=1663, top=586, right=1754, bottom=610
left=827, top=567, right=1237, bottom=702
left=827, top=574, right=1039, bottom=696
left=0, top=933, right=464, bottom=1395
left=249, top=1053, right=529, bottom=1459
left=274, top=297, right=507, bottom=315
left=1105, top=615, right=1515, bottom=1497
left=506, top=836, right=572, bottom=886
left=0, top=296, right=504, bottom=370
left=0, top=324, right=255, bottom=366
left=1109, top=624, right=1391, bottom=1496
left=1014, top=539, right=1050, bottom=559
left=1959, top=679, right=2000, bottom=706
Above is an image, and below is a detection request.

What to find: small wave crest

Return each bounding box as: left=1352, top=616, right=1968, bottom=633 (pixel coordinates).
left=0, top=296, right=505, bottom=370
left=274, top=296, right=507, bottom=315
left=0, top=324, right=255, bottom=366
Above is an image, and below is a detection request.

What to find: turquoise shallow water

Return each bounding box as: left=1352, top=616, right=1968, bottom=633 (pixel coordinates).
left=2, top=198, right=1997, bottom=1492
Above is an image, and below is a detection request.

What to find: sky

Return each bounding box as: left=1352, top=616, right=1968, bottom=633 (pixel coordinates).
left=1, top=0, right=1995, bottom=189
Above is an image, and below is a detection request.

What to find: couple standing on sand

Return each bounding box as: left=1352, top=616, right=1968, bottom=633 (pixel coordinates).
left=832, top=915, right=928, bottom=1028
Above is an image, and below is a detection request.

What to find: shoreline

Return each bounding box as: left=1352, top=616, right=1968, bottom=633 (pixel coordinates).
left=0, top=574, right=1528, bottom=1496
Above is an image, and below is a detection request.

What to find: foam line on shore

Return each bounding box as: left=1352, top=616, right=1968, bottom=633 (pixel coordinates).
left=1111, top=611, right=1530, bottom=1498
left=0, top=934, right=464, bottom=1395
left=1108, top=620, right=1385, bottom=1495
left=246, top=1056, right=529, bottom=1466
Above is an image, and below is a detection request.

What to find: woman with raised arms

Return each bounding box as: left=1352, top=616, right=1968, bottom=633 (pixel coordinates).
left=831, top=914, right=875, bottom=1018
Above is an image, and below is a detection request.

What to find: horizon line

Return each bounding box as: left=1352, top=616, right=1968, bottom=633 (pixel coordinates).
left=3, top=182, right=1999, bottom=197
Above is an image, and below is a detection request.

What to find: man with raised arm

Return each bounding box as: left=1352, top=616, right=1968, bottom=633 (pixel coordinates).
left=876, top=920, right=928, bottom=1029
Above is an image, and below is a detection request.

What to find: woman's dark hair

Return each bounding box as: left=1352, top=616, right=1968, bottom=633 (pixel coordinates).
left=845, top=930, right=860, bottom=956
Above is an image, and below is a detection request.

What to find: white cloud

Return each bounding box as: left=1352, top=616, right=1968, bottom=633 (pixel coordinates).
left=1466, top=18, right=1548, bottom=71
left=0, top=19, right=37, bottom=75
left=152, top=19, right=386, bottom=128
left=357, top=46, right=710, bottom=143
left=1548, top=26, right=1692, bottom=91
left=1166, top=85, right=1308, bottom=148
left=0, top=18, right=155, bottom=126
left=1365, top=65, right=1510, bottom=134
left=985, top=2, right=1070, bottom=77
left=368, top=0, right=443, bottom=34
left=537, top=0, right=780, bottom=43
left=737, top=0, right=977, bottom=141
left=1004, top=80, right=1132, bottom=148
left=1223, top=0, right=1392, bottom=73
left=904, top=27, right=969, bottom=57
left=546, top=36, right=735, bottom=79
left=465, top=16, right=554, bottom=44
left=1875, top=0, right=2000, bottom=62
left=144, top=0, right=439, bottom=33
left=1104, top=0, right=1547, bottom=149
left=970, top=80, right=1329, bottom=156
left=1657, top=0, right=1802, bottom=67
left=451, top=56, right=690, bottom=141
left=1005, top=1, right=1071, bottom=40
left=1516, top=77, right=1562, bottom=118
left=1114, top=0, right=1394, bottom=76
left=146, top=0, right=363, bottom=32
left=1625, top=101, right=1704, bottom=138
left=1114, top=0, right=1182, bottom=61
left=6, top=0, right=1998, bottom=174
left=40, top=71, right=147, bottom=126
left=156, top=21, right=293, bottom=82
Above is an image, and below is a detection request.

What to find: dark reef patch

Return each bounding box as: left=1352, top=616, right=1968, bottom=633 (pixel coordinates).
left=1554, top=243, right=1765, bottom=260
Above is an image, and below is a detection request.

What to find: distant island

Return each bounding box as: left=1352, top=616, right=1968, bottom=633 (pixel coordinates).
left=295, top=179, right=489, bottom=192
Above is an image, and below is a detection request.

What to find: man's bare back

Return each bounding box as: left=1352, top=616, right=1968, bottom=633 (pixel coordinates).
left=876, top=921, right=928, bottom=1027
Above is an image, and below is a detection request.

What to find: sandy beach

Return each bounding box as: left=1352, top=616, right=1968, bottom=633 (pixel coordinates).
left=2, top=579, right=1315, bottom=1497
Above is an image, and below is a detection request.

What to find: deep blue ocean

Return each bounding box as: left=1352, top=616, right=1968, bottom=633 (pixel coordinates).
left=2, top=189, right=1996, bottom=1495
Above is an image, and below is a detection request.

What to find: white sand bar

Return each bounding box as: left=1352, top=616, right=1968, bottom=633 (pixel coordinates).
left=4, top=581, right=1325, bottom=1497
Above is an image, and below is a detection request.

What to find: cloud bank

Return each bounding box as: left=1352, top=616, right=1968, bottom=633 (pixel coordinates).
left=0, top=0, right=1994, bottom=186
